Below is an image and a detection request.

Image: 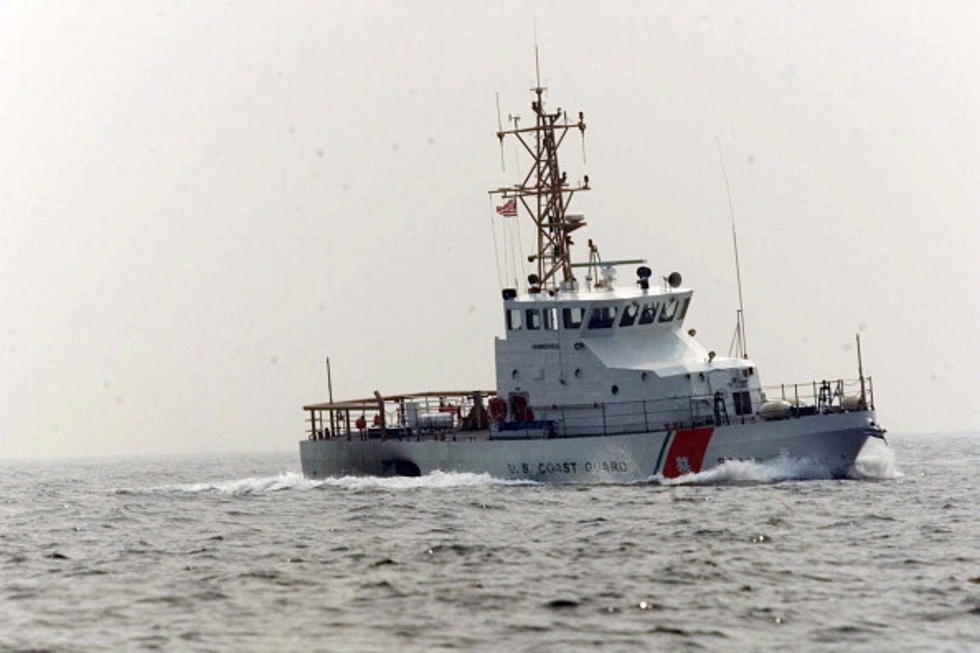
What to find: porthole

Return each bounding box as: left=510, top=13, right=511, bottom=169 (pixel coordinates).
left=574, top=368, right=582, bottom=378
left=611, top=385, right=619, bottom=395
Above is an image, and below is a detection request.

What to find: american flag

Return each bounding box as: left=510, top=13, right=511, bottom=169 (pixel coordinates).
left=495, top=198, right=517, bottom=217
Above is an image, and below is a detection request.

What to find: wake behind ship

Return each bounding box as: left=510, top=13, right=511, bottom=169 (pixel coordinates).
left=298, top=74, right=886, bottom=483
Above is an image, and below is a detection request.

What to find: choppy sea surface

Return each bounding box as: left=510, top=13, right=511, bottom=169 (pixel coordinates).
left=1, top=432, right=977, bottom=652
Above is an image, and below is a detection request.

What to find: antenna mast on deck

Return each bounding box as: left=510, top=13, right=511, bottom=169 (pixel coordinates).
left=490, top=49, right=590, bottom=291
left=717, top=139, right=749, bottom=359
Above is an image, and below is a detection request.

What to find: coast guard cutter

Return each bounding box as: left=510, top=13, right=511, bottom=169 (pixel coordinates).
left=299, top=77, right=886, bottom=482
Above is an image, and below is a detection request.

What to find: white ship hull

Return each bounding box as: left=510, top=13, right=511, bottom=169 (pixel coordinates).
left=299, top=410, right=880, bottom=482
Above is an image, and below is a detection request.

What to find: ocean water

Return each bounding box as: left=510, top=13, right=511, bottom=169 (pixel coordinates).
left=1, top=432, right=977, bottom=652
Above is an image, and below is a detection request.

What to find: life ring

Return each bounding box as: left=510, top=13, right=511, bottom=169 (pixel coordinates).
left=509, top=394, right=533, bottom=422
left=355, top=416, right=367, bottom=430
left=488, top=397, right=507, bottom=421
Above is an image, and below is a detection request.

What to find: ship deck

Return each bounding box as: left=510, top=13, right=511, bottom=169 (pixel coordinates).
left=302, top=378, right=875, bottom=443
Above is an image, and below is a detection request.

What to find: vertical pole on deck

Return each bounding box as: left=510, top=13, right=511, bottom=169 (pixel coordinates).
left=373, top=390, right=387, bottom=440
left=326, top=357, right=335, bottom=436
left=856, top=333, right=867, bottom=408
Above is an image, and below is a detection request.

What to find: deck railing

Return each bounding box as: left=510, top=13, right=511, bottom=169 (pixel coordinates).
left=305, top=376, right=874, bottom=441
left=765, top=376, right=874, bottom=412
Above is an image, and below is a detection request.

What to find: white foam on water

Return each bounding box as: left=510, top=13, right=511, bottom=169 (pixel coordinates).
left=654, top=454, right=835, bottom=486
left=316, top=470, right=538, bottom=491
left=146, top=472, right=321, bottom=496
left=847, top=438, right=903, bottom=480
left=144, top=470, right=536, bottom=496
left=653, top=440, right=903, bottom=486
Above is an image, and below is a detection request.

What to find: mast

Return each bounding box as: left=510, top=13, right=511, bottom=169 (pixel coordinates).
left=717, top=140, right=749, bottom=359
left=490, top=77, right=590, bottom=290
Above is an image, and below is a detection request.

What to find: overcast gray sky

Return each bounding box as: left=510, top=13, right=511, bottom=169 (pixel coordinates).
left=1, top=1, right=977, bottom=459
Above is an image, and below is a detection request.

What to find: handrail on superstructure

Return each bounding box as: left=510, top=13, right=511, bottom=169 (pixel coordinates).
left=765, top=376, right=875, bottom=411
left=303, top=376, right=874, bottom=442
left=304, top=389, right=495, bottom=441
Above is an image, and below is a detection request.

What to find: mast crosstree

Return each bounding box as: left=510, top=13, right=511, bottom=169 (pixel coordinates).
left=490, top=84, right=590, bottom=290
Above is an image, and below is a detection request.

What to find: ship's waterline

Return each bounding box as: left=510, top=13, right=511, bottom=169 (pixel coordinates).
left=301, top=411, right=878, bottom=482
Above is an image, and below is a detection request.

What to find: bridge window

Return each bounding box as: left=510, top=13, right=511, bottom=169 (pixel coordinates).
left=639, top=302, right=660, bottom=325
left=659, top=298, right=679, bottom=322
left=525, top=309, right=542, bottom=330
left=620, top=302, right=640, bottom=327
left=562, top=307, right=584, bottom=329
left=677, top=297, right=692, bottom=321
left=588, top=306, right=618, bottom=329
left=506, top=309, right=523, bottom=331
left=543, top=307, right=558, bottom=330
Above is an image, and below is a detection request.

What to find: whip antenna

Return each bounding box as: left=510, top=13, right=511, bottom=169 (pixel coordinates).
left=495, top=92, right=506, bottom=171
left=533, top=15, right=541, bottom=89
left=716, top=138, right=748, bottom=359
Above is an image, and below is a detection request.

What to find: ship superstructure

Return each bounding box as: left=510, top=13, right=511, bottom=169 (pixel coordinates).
left=298, top=77, right=885, bottom=482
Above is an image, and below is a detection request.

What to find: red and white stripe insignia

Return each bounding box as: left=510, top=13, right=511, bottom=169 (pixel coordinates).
left=661, top=427, right=714, bottom=478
